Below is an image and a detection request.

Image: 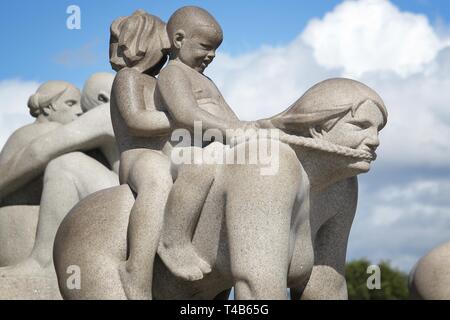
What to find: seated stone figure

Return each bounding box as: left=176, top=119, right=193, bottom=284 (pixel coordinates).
left=54, top=77, right=387, bottom=300
left=0, top=80, right=82, bottom=267
left=0, top=73, right=119, bottom=299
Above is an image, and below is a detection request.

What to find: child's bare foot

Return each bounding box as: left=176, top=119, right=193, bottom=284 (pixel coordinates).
left=158, top=242, right=211, bottom=281
left=118, top=261, right=152, bottom=300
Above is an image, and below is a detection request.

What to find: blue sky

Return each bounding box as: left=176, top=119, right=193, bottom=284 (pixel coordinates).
left=1, top=0, right=450, bottom=87
left=2, top=0, right=450, bottom=273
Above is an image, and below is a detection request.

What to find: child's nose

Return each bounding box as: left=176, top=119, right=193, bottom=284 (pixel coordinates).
left=207, top=50, right=216, bottom=59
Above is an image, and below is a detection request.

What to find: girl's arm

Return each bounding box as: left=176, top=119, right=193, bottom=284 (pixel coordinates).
left=113, top=68, right=171, bottom=137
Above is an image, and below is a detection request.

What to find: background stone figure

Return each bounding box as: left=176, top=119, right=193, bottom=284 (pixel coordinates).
left=54, top=77, right=387, bottom=300
left=0, top=73, right=118, bottom=299
left=0, top=80, right=82, bottom=267
left=409, top=240, right=450, bottom=299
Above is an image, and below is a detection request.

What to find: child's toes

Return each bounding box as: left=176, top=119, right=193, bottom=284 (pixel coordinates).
left=197, top=258, right=212, bottom=274
left=185, top=267, right=203, bottom=281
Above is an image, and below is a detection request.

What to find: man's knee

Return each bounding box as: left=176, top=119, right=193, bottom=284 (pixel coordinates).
left=45, top=152, right=85, bottom=176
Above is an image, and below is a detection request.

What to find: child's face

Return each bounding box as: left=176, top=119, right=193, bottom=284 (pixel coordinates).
left=177, top=25, right=223, bottom=73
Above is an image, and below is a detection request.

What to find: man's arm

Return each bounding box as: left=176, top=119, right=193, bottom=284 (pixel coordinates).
left=113, top=68, right=171, bottom=137
left=0, top=104, right=113, bottom=200
left=157, top=66, right=241, bottom=135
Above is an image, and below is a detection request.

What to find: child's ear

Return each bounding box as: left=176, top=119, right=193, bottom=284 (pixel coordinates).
left=309, top=126, right=324, bottom=139
left=174, top=30, right=185, bottom=49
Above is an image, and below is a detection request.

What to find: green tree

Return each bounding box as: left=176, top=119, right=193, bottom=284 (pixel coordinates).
left=346, top=259, right=409, bottom=300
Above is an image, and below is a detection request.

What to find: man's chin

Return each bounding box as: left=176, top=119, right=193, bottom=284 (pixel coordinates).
left=348, top=160, right=371, bottom=174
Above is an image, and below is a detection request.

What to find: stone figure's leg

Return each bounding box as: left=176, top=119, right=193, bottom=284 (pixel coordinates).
left=0, top=152, right=118, bottom=276
left=0, top=206, right=39, bottom=266
left=224, top=140, right=301, bottom=299
left=54, top=185, right=134, bottom=300
left=297, top=178, right=357, bottom=300
left=158, top=162, right=216, bottom=281
left=119, top=151, right=172, bottom=300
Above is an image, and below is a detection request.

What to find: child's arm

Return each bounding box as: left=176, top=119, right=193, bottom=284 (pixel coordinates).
left=157, top=66, right=241, bottom=135
left=113, top=68, right=171, bottom=137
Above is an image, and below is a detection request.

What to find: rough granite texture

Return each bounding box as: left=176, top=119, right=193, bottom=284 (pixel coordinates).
left=1, top=6, right=389, bottom=300
left=409, top=241, right=450, bottom=300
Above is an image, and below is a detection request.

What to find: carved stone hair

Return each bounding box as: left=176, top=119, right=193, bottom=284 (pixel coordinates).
left=27, top=81, right=80, bottom=118
left=270, top=78, right=388, bottom=136
left=109, top=9, right=169, bottom=72
left=267, top=78, right=388, bottom=160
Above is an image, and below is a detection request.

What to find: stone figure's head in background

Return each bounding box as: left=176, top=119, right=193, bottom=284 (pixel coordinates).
left=167, top=6, right=223, bottom=73
left=109, top=9, right=170, bottom=75
left=271, top=78, right=388, bottom=175
left=81, top=72, right=115, bottom=112
left=27, top=81, right=82, bottom=124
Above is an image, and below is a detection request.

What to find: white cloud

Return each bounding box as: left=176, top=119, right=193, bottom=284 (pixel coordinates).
left=359, top=71, right=450, bottom=168
left=348, top=178, right=450, bottom=270
left=0, top=79, right=40, bottom=148
left=206, top=0, right=450, bottom=271
left=301, top=0, right=449, bottom=77
left=208, top=0, right=450, bottom=169
left=208, top=42, right=334, bottom=120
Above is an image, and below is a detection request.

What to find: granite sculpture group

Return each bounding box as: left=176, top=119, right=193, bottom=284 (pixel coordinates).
left=1, top=5, right=428, bottom=300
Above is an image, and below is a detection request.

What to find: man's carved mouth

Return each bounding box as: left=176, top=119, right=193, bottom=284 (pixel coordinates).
left=359, top=145, right=377, bottom=160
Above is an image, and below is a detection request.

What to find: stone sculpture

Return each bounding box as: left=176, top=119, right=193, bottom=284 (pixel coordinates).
left=0, top=80, right=82, bottom=267
left=109, top=8, right=260, bottom=299
left=409, top=241, right=450, bottom=299
left=53, top=6, right=388, bottom=300
left=0, top=73, right=118, bottom=299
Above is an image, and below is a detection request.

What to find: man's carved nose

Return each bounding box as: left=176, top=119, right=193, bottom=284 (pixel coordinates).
left=366, top=134, right=380, bottom=149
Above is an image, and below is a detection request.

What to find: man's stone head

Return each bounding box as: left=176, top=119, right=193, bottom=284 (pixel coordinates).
left=81, top=72, right=115, bottom=112
left=27, top=81, right=82, bottom=124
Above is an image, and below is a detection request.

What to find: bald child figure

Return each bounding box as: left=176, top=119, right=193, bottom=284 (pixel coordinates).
left=156, top=6, right=259, bottom=281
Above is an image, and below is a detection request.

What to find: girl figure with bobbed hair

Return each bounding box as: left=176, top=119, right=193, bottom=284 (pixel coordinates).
left=109, top=7, right=262, bottom=299
left=109, top=9, right=173, bottom=300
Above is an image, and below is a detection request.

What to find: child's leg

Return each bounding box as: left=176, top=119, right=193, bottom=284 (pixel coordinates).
left=158, top=162, right=216, bottom=281
left=120, top=151, right=172, bottom=300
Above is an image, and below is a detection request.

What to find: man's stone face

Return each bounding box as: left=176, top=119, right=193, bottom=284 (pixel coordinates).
left=47, top=88, right=82, bottom=124
left=320, top=100, right=384, bottom=173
